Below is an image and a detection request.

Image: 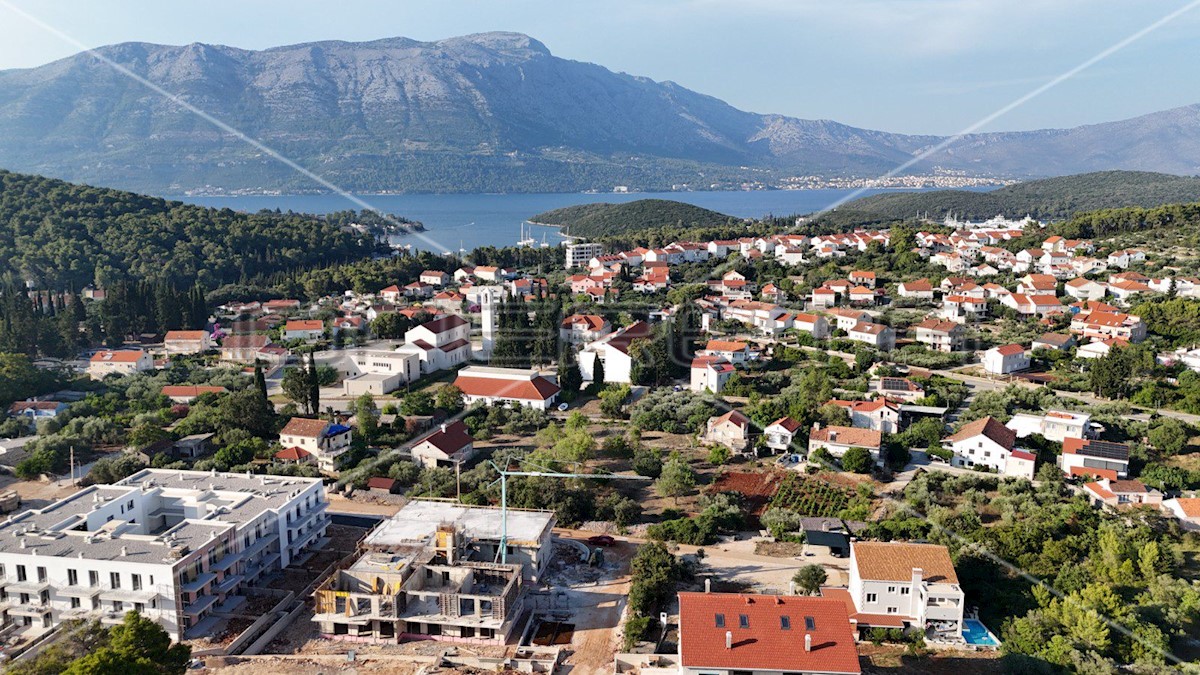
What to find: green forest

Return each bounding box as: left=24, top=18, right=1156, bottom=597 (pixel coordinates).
left=822, top=171, right=1200, bottom=225
left=0, top=170, right=385, bottom=291
left=529, top=199, right=737, bottom=237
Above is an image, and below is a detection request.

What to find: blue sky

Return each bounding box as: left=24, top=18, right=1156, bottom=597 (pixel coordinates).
left=0, top=0, right=1196, bottom=135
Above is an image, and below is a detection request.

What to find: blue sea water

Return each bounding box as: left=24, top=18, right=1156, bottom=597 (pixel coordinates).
left=179, top=188, right=981, bottom=253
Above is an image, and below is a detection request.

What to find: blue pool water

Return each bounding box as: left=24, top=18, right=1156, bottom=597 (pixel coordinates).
left=962, top=619, right=1000, bottom=646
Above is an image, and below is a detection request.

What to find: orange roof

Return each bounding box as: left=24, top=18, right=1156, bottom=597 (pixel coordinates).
left=853, top=541, right=958, bottom=584
left=677, top=593, right=861, bottom=675
left=164, top=330, right=208, bottom=341
left=90, top=350, right=145, bottom=363
left=453, top=373, right=560, bottom=402
left=1172, top=498, right=1200, bottom=518
left=415, top=420, right=473, bottom=455
left=706, top=339, right=748, bottom=352
left=993, top=344, right=1027, bottom=356
left=280, top=417, right=332, bottom=438
left=285, top=319, right=323, bottom=331
left=561, top=314, right=607, bottom=331
left=711, top=409, right=750, bottom=428
left=809, top=425, right=881, bottom=449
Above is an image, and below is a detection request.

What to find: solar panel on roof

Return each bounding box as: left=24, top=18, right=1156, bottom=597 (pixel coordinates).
left=1080, top=440, right=1129, bottom=461
left=881, top=378, right=910, bottom=390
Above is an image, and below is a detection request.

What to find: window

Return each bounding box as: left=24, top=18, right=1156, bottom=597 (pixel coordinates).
left=780, top=616, right=790, bottom=630
left=67, top=569, right=78, bottom=586
left=738, top=614, right=749, bottom=629
left=887, top=607, right=898, bottom=614
left=714, top=613, right=725, bottom=628
left=37, top=567, right=46, bottom=582
left=866, top=593, right=877, bottom=603
left=70, top=597, right=81, bottom=609
left=804, top=616, right=816, bottom=631
left=132, top=574, right=142, bottom=591
left=887, top=586, right=896, bottom=593
left=110, top=572, right=121, bottom=589
left=89, top=571, right=99, bottom=587
left=900, top=587, right=910, bottom=595
left=16, top=565, right=26, bottom=582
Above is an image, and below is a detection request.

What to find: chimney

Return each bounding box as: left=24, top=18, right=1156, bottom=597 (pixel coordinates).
left=19, top=538, right=26, bottom=549
left=725, top=631, right=732, bottom=650
left=804, top=634, right=812, bottom=652
left=789, top=580, right=797, bottom=595
left=121, top=546, right=128, bottom=557
left=441, top=423, right=447, bottom=434
left=912, top=567, right=923, bottom=589
left=829, top=430, right=838, bottom=442
left=704, top=578, right=711, bottom=593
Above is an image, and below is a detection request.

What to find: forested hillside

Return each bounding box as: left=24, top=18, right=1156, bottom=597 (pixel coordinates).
left=529, top=199, right=736, bottom=238
left=824, top=171, right=1200, bottom=225
left=0, top=170, right=384, bottom=291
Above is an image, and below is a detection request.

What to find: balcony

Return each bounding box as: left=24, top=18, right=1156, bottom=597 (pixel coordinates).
left=98, top=587, right=158, bottom=603
left=240, top=532, right=279, bottom=559
left=211, top=551, right=243, bottom=573
left=7, top=603, right=52, bottom=617
left=180, top=572, right=216, bottom=595
left=55, top=584, right=102, bottom=598
left=183, top=594, right=217, bottom=617
left=213, top=574, right=243, bottom=595
left=5, top=580, right=51, bottom=594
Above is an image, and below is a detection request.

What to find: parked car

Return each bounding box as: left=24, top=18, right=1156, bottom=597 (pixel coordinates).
left=587, top=535, right=616, bottom=547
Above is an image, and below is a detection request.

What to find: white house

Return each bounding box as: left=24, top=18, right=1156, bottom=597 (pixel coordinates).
left=703, top=339, right=751, bottom=364
left=791, top=312, right=830, bottom=339
left=763, top=416, right=803, bottom=454
left=1064, top=278, right=1107, bottom=301
left=690, top=356, right=735, bottom=394
left=912, top=319, right=964, bottom=352
left=897, top=279, right=935, bottom=300
left=341, top=349, right=422, bottom=396
left=411, top=421, right=475, bottom=469
left=847, top=322, right=895, bottom=351
left=279, top=417, right=353, bottom=473
left=943, top=416, right=1034, bottom=479
left=843, top=541, right=964, bottom=639
left=1005, top=410, right=1090, bottom=443
left=87, top=350, right=154, bottom=379
left=982, top=344, right=1029, bottom=374
left=283, top=319, right=325, bottom=341
left=396, top=314, right=472, bottom=374
left=704, top=410, right=752, bottom=454
left=578, top=321, right=653, bottom=384
left=453, top=367, right=561, bottom=410
left=162, top=330, right=213, bottom=354
left=559, top=314, right=611, bottom=345
left=828, top=399, right=901, bottom=435
left=808, top=425, right=883, bottom=466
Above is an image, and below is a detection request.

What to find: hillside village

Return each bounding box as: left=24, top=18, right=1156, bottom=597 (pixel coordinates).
left=2, top=207, right=1200, bottom=675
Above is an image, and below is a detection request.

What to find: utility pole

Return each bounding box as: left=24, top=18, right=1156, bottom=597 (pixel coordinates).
left=488, top=461, right=650, bottom=564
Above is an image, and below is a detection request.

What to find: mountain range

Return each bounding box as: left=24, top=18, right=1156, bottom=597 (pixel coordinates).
left=0, top=32, right=1199, bottom=194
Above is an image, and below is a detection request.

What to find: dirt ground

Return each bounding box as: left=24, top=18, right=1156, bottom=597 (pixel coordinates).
left=550, top=530, right=636, bottom=675
left=859, top=644, right=1004, bottom=674
left=0, top=473, right=83, bottom=511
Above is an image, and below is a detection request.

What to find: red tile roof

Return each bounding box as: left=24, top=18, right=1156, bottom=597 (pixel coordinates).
left=677, top=593, right=860, bottom=674
left=809, top=425, right=881, bottom=449
left=280, top=417, right=332, bottom=438
left=164, top=330, right=208, bottom=341
left=274, top=446, right=312, bottom=461
left=769, top=416, right=802, bottom=433
left=416, top=420, right=473, bottom=456
left=90, top=350, right=146, bottom=363
left=993, top=343, right=1027, bottom=357
left=453, top=373, right=561, bottom=402
left=945, top=416, right=1015, bottom=450
left=419, top=314, right=469, bottom=335
left=853, top=541, right=958, bottom=583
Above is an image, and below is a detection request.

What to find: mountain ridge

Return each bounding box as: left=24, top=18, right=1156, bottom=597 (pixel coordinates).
left=0, top=32, right=1198, bottom=194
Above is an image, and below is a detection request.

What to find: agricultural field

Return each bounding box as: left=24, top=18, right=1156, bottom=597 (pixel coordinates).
left=767, top=472, right=853, bottom=517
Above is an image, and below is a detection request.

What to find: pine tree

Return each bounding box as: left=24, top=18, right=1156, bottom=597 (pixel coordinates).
left=254, top=363, right=268, bottom=403
left=307, top=353, right=321, bottom=416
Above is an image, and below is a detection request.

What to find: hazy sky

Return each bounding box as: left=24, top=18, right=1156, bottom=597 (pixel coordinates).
left=0, top=0, right=1197, bottom=135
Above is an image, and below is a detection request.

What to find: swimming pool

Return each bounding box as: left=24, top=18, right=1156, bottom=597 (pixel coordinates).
left=962, top=619, right=1000, bottom=647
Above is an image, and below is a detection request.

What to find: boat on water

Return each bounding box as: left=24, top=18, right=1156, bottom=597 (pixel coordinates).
left=517, top=222, right=537, bottom=247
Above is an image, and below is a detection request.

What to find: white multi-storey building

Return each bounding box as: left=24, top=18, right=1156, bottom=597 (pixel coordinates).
left=564, top=242, right=604, bottom=269
left=0, top=469, right=329, bottom=640
left=845, top=541, right=964, bottom=639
